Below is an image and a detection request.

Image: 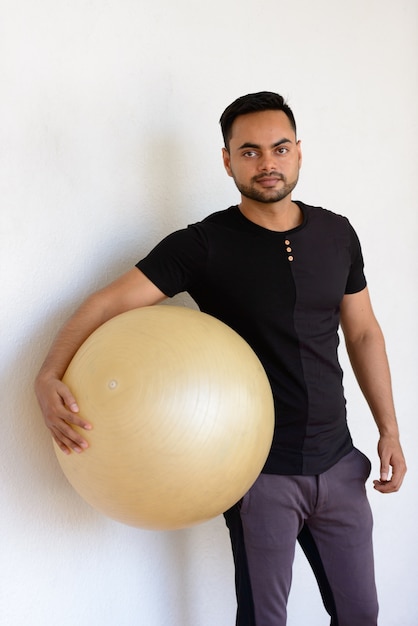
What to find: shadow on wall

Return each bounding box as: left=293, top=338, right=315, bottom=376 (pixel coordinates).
left=4, top=300, right=226, bottom=625
left=2, top=122, right=231, bottom=623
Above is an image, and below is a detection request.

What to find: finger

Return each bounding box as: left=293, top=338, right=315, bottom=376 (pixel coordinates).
left=57, top=383, right=92, bottom=429
left=379, top=450, right=392, bottom=483
left=52, top=434, right=85, bottom=455
left=373, top=479, right=394, bottom=493
left=52, top=433, right=72, bottom=455
left=45, top=405, right=92, bottom=434
left=41, top=392, right=91, bottom=432
left=373, top=468, right=406, bottom=493
left=62, top=393, right=80, bottom=414
left=389, top=466, right=407, bottom=491
left=51, top=421, right=90, bottom=453
left=63, top=410, right=93, bottom=431
left=380, top=464, right=390, bottom=483
left=48, top=398, right=92, bottom=431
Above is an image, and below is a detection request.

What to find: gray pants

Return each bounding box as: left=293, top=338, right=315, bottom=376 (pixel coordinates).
left=226, top=448, right=378, bottom=626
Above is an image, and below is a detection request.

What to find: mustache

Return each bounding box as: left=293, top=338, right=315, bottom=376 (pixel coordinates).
left=253, top=172, right=284, bottom=182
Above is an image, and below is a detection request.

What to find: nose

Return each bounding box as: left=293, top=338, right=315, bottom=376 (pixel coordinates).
left=258, top=151, right=276, bottom=172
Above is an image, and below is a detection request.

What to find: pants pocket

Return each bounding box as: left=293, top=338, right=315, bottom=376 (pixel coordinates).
left=352, top=447, right=372, bottom=481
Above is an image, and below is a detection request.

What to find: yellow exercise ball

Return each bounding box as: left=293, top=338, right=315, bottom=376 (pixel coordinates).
left=56, top=305, right=274, bottom=529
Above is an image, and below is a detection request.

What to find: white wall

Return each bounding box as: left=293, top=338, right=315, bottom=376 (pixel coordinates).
left=1, top=0, right=417, bottom=624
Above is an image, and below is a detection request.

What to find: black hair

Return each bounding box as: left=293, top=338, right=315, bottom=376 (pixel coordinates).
left=219, top=91, right=297, bottom=150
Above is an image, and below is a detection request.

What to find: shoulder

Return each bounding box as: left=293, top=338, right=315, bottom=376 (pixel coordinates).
left=194, top=206, right=240, bottom=229
left=186, top=206, right=244, bottom=244
left=146, top=207, right=240, bottom=253
left=298, top=201, right=349, bottom=224
left=297, top=201, right=357, bottom=238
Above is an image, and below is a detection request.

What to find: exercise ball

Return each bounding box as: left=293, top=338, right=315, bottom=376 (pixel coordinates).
left=55, top=305, right=274, bottom=529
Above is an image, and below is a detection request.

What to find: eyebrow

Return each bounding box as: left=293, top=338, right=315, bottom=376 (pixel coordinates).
left=237, top=138, right=292, bottom=151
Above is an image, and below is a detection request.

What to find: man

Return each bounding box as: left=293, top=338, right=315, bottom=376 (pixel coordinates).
left=35, top=92, right=406, bottom=625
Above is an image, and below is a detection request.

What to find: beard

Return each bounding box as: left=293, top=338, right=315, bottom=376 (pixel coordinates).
left=233, top=172, right=299, bottom=204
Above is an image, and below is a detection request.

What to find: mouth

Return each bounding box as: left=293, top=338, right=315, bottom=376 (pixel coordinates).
left=255, top=176, right=283, bottom=188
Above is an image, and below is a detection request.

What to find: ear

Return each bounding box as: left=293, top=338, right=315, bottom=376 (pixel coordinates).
left=296, top=140, right=302, bottom=169
left=222, top=147, right=233, bottom=177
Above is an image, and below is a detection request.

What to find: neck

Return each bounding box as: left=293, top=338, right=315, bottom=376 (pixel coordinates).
left=239, top=197, right=302, bottom=232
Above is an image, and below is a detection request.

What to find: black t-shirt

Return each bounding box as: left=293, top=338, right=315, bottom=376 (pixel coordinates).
left=136, top=202, right=367, bottom=475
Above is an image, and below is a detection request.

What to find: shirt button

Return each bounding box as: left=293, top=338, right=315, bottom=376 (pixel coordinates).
left=286, top=247, right=292, bottom=253
left=285, top=239, right=290, bottom=245
left=288, top=255, right=294, bottom=262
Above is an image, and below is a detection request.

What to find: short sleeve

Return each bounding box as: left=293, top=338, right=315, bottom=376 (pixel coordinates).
left=345, top=223, right=367, bottom=294
left=136, top=226, right=208, bottom=297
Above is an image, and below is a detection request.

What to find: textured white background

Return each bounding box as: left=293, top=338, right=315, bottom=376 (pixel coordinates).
left=1, top=1, right=417, bottom=624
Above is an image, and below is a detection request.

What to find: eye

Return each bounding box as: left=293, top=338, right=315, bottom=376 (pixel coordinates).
left=276, top=146, right=289, bottom=155
left=242, top=150, right=258, bottom=158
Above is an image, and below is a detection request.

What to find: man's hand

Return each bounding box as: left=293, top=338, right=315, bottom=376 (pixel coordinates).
left=35, top=377, right=92, bottom=455
left=33, top=269, right=166, bottom=455
left=373, top=435, right=407, bottom=493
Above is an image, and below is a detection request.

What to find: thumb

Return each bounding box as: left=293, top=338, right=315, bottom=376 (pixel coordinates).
left=380, top=460, right=390, bottom=482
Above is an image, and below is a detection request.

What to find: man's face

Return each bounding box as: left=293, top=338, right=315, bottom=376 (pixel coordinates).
left=222, top=110, right=302, bottom=204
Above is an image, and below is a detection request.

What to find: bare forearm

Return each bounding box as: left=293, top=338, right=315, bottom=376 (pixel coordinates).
left=346, top=329, right=406, bottom=491
left=340, top=288, right=406, bottom=491
left=34, top=268, right=166, bottom=454
left=345, top=327, right=399, bottom=437
left=36, top=292, right=115, bottom=383
left=36, top=268, right=165, bottom=384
